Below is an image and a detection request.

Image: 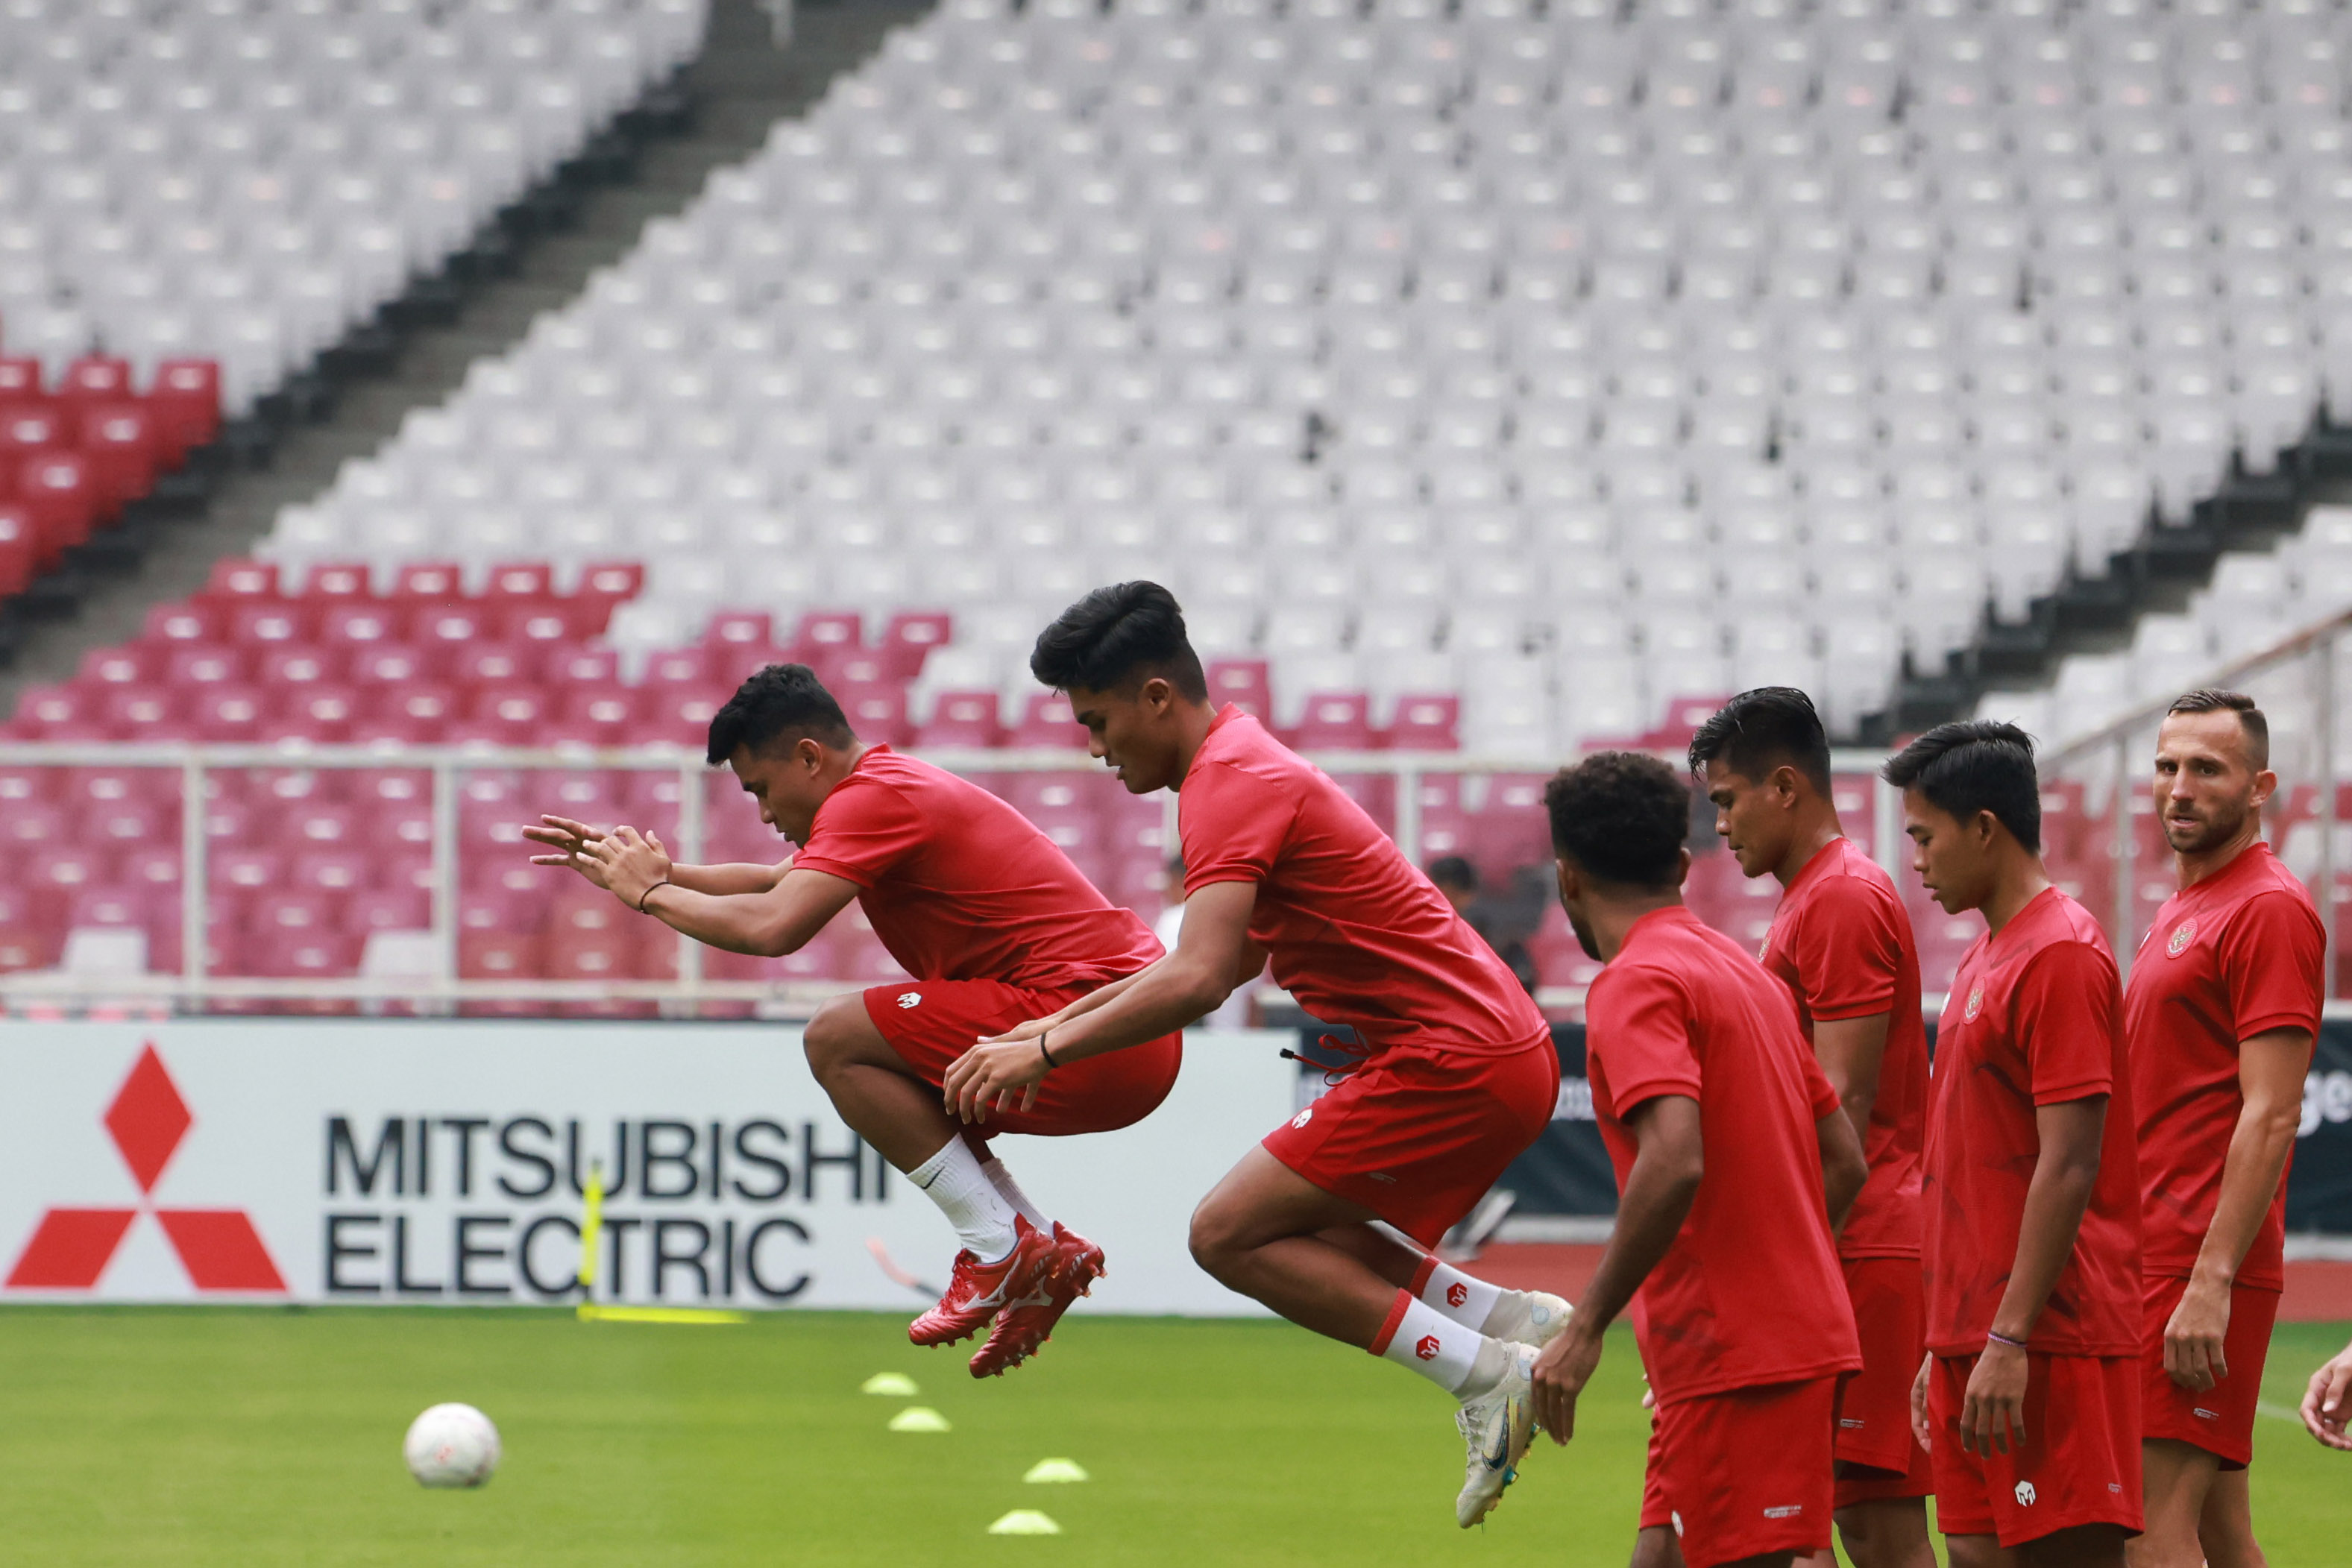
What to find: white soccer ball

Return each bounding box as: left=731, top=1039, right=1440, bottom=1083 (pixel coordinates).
left=403, top=1402, right=501, bottom=1488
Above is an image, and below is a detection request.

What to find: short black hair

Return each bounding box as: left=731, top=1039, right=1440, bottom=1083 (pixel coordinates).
left=1029, top=581, right=1210, bottom=699
left=1688, top=686, right=1833, bottom=793
left=2166, top=688, right=2270, bottom=770
left=705, top=664, right=854, bottom=764
left=1881, top=720, right=2041, bottom=852
left=1544, top=752, right=1691, bottom=890
left=1426, top=854, right=1479, bottom=892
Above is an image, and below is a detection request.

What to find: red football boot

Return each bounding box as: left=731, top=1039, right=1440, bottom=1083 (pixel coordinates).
left=907, top=1216, right=1057, bottom=1348
left=967, top=1223, right=1108, bottom=1378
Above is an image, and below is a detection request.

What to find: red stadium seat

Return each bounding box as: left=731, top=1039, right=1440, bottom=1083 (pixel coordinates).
left=342, top=888, right=428, bottom=934
left=834, top=681, right=912, bottom=746
left=202, top=558, right=280, bottom=602
left=348, top=644, right=433, bottom=684
left=1001, top=691, right=1085, bottom=749
left=546, top=646, right=620, bottom=685
left=240, top=928, right=363, bottom=980
left=101, top=686, right=175, bottom=735
left=291, top=851, right=369, bottom=894
left=149, top=359, right=221, bottom=462
left=259, top=646, right=345, bottom=687
left=17, top=450, right=97, bottom=557
left=0, top=802, right=66, bottom=850
left=1388, top=693, right=1461, bottom=750
left=57, top=356, right=133, bottom=412
left=483, top=563, right=554, bottom=601
left=876, top=610, right=952, bottom=678
left=0, top=356, right=43, bottom=401
left=292, top=562, right=371, bottom=602
left=545, top=928, right=656, bottom=983
left=916, top=690, right=1001, bottom=748
left=450, top=643, right=533, bottom=687
left=80, top=403, right=160, bottom=510
left=471, top=684, right=553, bottom=745
left=227, top=602, right=313, bottom=646
left=0, top=405, right=66, bottom=457
left=415, top=603, right=488, bottom=645
left=391, top=562, right=462, bottom=601
left=642, top=686, right=726, bottom=746
left=163, top=643, right=245, bottom=686
left=1207, top=658, right=1272, bottom=720
left=500, top=600, right=583, bottom=645
left=0, top=504, right=37, bottom=594
left=642, top=647, right=711, bottom=688
left=789, top=608, right=861, bottom=670
left=16, top=684, right=92, bottom=736
left=321, top=602, right=402, bottom=646
left=556, top=688, right=638, bottom=746
left=145, top=601, right=226, bottom=645
left=253, top=891, right=334, bottom=935
left=1293, top=691, right=1376, bottom=751
left=193, top=685, right=265, bottom=740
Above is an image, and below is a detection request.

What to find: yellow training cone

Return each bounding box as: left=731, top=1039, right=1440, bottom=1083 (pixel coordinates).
left=1023, top=1458, right=1089, bottom=1483
left=887, top=1406, right=952, bottom=1433
left=861, top=1373, right=919, bottom=1397
left=987, top=1510, right=1062, bottom=1535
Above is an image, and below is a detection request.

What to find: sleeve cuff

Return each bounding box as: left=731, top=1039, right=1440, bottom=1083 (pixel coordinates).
left=1806, top=998, right=1898, bottom=1024
left=2031, top=1077, right=2115, bottom=1107
left=1608, top=1077, right=1703, bottom=1118
left=2235, top=1008, right=2321, bottom=1042
left=782, top=854, right=874, bottom=890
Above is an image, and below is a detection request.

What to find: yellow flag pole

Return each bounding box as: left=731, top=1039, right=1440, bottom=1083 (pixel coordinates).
left=574, top=1160, right=746, bottom=1326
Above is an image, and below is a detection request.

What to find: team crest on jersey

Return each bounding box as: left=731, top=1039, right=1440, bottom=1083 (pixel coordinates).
left=2167, top=918, right=2198, bottom=957
left=1963, top=984, right=1984, bottom=1022
left=1291, top=1107, right=1312, bottom=1130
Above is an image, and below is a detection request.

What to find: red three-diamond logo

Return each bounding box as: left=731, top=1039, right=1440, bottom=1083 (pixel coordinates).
left=5, top=1043, right=286, bottom=1293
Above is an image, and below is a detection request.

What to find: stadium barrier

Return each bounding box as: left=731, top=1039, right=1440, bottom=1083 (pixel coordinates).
left=0, top=1018, right=1293, bottom=1312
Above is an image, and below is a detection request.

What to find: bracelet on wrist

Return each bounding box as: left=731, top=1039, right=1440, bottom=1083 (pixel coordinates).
left=1986, top=1329, right=2028, bottom=1350
left=1037, top=1030, right=1060, bottom=1071
left=635, top=876, right=670, bottom=913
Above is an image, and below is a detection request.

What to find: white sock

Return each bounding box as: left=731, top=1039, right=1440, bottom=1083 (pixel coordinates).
left=1373, top=1289, right=1496, bottom=1397
left=1413, top=1257, right=1505, bottom=1330
left=981, top=1156, right=1052, bottom=1232
left=908, top=1138, right=1019, bottom=1262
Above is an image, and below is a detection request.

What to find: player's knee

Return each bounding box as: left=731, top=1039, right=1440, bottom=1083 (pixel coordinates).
left=1185, top=1200, right=1245, bottom=1279
left=801, top=995, right=865, bottom=1081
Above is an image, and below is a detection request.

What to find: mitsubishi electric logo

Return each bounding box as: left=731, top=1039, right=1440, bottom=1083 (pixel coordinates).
left=4, top=1044, right=286, bottom=1293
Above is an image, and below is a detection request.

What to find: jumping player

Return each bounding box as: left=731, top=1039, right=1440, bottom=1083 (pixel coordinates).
left=2124, top=691, right=2321, bottom=1568
left=523, top=664, right=1183, bottom=1376
left=1530, top=750, right=1867, bottom=1568
left=940, top=582, right=1569, bottom=1527
left=1691, top=688, right=1936, bottom=1568
left=1887, top=722, right=2143, bottom=1568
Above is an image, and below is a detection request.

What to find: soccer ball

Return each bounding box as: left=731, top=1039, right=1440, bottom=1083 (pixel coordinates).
left=403, top=1402, right=501, bottom=1488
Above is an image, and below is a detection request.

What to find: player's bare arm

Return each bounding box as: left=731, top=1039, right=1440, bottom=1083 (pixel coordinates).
left=944, top=880, right=1259, bottom=1121
left=2303, top=1339, right=2352, bottom=1449
left=526, top=814, right=790, bottom=896
left=1813, top=1010, right=1891, bottom=1156
left=2166, top=1024, right=2314, bottom=1393
left=582, top=827, right=857, bottom=957
left=1531, top=1093, right=1702, bottom=1445
left=1963, top=1094, right=2109, bottom=1458
left=1815, top=1105, right=1867, bottom=1233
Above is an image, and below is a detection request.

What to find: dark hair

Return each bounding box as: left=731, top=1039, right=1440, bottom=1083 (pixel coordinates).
left=2167, top=688, right=2270, bottom=770
left=1688, top=686, right=1833, bottom=792
left=1544, top=752, right=1691, bottom=890
left=1880, top=720, right=2041, bottom=852
left=705, top=663, right=854, bottom=764
left=1029, top=581, right=1210, bottom=699
left=1426, top=854, right=1480, bottom=892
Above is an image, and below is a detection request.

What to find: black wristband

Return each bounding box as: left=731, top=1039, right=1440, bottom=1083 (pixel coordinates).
left=635, top=876, right=670, bottom=913
left=1038, top=1031, right=1060, bottom=1071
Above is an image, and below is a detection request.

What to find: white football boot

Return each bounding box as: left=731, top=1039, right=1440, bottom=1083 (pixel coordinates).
left=1454, top=1341, right=1538, bottom=1528
left=1486, top=1290, right=1573, bottom=1351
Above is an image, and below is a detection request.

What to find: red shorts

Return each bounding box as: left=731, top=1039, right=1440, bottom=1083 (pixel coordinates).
left=2139, top=1273, right=2281, bottom=1470
left=1258, top=1036, right=1556, bottom=1247
left=864, top=980, right=1181, bottom=1138
left=1636, top=1379, right=1837, bottom=1567
left=1834, top=1255, right=1935, bottom=1505
left=1928, top=1352, right=2142, bottom=1546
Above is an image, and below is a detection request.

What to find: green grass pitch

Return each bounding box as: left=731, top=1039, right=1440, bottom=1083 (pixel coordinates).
left=1, top=1307, right=2345, bottom=1566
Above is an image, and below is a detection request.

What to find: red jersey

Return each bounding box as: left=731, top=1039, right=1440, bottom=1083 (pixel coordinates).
left=1585, top=905, right=1861, bottom=1403
left=1925, top=887, right=2141, bottom=1356
left=787, top=747, right=1162, bottom=988
left=1178, top=706, right=1547, bottom=1055
left=1759, top=837, right=1928, bottom=1261
left=2124, top=842, right=2322, bottom=1291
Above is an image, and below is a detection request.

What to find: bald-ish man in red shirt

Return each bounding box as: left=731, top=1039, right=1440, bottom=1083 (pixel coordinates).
left=1531, top=750, right=1867, bottom=1568
left=525, top=664, right=1182, bottom=1377
left=1887, top=721, right=2144, bottom=1568
left=944, top=583, right=1568, bottom=1528
left=2123, top=690, right=2321, bottom=1568
left=1689, top=687, right=1937, bottom=1568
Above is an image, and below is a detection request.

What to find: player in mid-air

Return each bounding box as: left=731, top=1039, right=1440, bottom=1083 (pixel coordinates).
left=940, top=582, right=1570, bottom=1527
left=1690, top=688, right=1936, bottom=1568
left=523, top=664, right=1183, bottom=1376
left=1887, top=722, right=2144, bottom=1568
left=1529, top=750, right=1866, bottom=1568
left=2122, top=691, right=2321, bottom=1568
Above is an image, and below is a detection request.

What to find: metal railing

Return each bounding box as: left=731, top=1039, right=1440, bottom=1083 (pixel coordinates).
left=2037, top=608, right=2352, bottom=985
